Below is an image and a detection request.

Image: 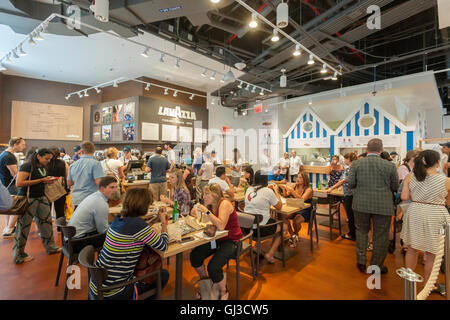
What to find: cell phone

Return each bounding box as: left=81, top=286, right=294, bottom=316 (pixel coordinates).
left=49, top=176, right=58, bottom=180
left=180, top=236, right=195, bottom=243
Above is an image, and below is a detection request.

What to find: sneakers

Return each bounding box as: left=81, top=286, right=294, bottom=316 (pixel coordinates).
left=2, top=227, right=16, bottom=239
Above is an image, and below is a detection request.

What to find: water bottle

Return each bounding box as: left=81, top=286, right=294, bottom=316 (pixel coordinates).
left=172, top=200, right=179, bottom=222
left=317, top=179, right=322, bottom=190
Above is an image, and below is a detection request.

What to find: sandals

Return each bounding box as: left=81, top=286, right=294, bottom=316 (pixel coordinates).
left=264, top=253, right=275, bottom=264
left=14, top=253, right=34, bottom=264
left=341, top=233, right=354, bottom=241
left=289, top=235, right=299, bottom=248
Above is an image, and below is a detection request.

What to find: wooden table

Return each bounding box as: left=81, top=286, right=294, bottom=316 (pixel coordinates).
left=313, top=188, right=344, bottom=231
left=313, top=188, right=344, bottom=198
left=123, top=180, right=150, bottom=190
left=156, top=229, right=229, bottom=300
left=270, top=202, right=311, bottom=260
left=108, top=204, right=173, bottom=223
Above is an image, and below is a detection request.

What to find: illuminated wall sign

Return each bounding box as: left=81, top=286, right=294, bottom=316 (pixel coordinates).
left=254, top=104, right=263, bottom=113
left=159, top=6, right=182, bottom=13
left=158, top=106, right=197, bottom=120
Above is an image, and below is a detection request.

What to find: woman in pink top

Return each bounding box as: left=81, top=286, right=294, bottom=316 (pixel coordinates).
left=189, top=183, right=243, bottom=300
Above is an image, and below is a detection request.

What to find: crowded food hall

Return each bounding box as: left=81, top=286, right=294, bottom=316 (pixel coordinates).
left=0, top=0, right=449, bottom=303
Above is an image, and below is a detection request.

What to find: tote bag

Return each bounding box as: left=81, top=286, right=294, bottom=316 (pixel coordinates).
left=0, top=175, right=30, bottom=216
left=45, top=178, right=67, bottom=203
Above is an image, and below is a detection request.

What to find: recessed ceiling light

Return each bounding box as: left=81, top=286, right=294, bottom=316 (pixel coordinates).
left=211, top=0, right=220, bottom=3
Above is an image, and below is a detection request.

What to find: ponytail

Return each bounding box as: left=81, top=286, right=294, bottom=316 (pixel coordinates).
left=413, top=150, right=440, bottom=182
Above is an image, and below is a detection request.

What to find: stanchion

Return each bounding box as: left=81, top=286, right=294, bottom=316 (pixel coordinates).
left=396, top=267, right=424, bottom=300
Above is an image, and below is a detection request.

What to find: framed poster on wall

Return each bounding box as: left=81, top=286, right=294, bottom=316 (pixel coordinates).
left=102, top=125, right=111, bottom=142
left=123, top=102, right=135, bottom=121
left=123, top=123, right=135, bottom=141
left=93, top=126, right=101, bottom=142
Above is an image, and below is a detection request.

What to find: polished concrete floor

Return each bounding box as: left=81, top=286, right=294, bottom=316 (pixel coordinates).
left=0, top=214, right=445, bottom=300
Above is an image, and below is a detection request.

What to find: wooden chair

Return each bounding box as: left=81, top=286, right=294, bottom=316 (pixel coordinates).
left=54, top=217, right=106, bottom=300
left=239, top=211, right=285, bottom=276
left=313, top=192, right=341, bottom=240
left=228, top=212, right=255, bottom=300
left=78, top=245, right=162, bottom=300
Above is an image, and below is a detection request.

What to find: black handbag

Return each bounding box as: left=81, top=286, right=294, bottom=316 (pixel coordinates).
left=0, top=175, right=30, bottom=216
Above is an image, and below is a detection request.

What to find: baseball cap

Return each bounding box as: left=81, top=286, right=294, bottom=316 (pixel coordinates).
left=73, top=145, right=81, bottom=152
left=389, top=151, right=398, bottom=155
left=185, top=157, right=193, bottom=166
left=123, top=146, right=132, bottom=153
left=440, top=142, right=450, bottom=148
left=59, top=147, right=66, bottom=153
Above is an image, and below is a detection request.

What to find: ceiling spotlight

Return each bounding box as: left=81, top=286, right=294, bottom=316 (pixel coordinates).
left=308, top=54, right=315, bottom=65
left=145, top=83, right=150, bottom=91
left=211, top=99, right=215, bottom=105
left=78, top=92, right=83, bottom=98
left=271, top=29, right=280, bottom=42
left=141, top=47, right=149, bottom=58
left=321, top=64, right=327, bottom=74
left=211, top=0, right=220, bottom=3
left=265, top=108, right=269, bottom=113
left=65, top=95, right=70, bottom=100
left=332, top=72, right=338, bottom=80
left=242, top=110, right=247, bottom=116
left=201, top=68, right=207, bottom=77
left=113, top=81, right=118, bottom=88
left=189, top=94, right=195, bottom=100
left=29, top=35, right=36, bottom=45
left=18, top=45, right=27, bottom=57
left=164, top=88, right=169, bottom=95
left=308, top=99, right=313, bottom=105
left=175, top=57, right=181, bottom=68
left=276, top=2, right=289, bottom=28
left=237, top=81, right=243, bottom=89
left=223, top=70, right=235, bottom=82
left=173, top=90, right=178, bottom=97
left=210, top=71, right=216, bottom=80
left=251, top=86, right=256, bottom=93
left=234, top=62, right=246, bottom=70
left=249, top=13, right=258, bottom=28
left=280, top=68, right=287, bottom=88
left=293, top=44, right=301, bottom=56
left=159, top=53, right=165, bottom=63
left=95, top=87, right=101, bottom=93
left=84, top=90, right=89, bottom=97
left=245, top=83, right=251, bottom=91
left=12, top=49, right=19, bottom=59
left=34, top=31, right=44, bottom=41
left=259, top=89, right=264, bottom=96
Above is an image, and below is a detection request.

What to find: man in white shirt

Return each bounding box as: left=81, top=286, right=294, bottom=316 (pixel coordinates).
left=289, top=150, right=302, bottom=182
left=197, top=152, right=214, bottom=202
left=279, top=152, right=290, bottom=180
left=119, top=146, right=138, bottom=166
left=164, top=142, right=176, bottom=172
left=208, top=166, right=235, bottom=198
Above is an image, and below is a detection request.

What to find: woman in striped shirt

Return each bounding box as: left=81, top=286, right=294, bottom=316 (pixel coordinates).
left=89, top=188, right=169, bottom=300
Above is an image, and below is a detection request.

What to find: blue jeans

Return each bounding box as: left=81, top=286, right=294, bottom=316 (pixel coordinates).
left=103, top=269, right=169, bottom=300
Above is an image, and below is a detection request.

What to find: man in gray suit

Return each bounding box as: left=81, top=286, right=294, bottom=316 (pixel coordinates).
left=347, top=138, right=399, bottom=274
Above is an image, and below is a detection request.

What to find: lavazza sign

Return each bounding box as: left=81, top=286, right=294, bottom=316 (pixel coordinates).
left=158, top=106, right=197, bottom=120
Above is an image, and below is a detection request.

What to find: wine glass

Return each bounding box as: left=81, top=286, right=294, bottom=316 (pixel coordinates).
left=181, top=203, right=189, bottom=220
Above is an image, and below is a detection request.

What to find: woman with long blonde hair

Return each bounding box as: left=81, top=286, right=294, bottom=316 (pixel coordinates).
left=161, top=169, right=190, bottom=211
left=189, top=183, right=243, bottom=300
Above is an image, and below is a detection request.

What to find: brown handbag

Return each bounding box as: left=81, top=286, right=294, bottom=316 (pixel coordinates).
left=0, top=175, right=30, bottom=216
left=134, top=246, right=162, bottom=284
left=44, top=178, right=67, bottom=203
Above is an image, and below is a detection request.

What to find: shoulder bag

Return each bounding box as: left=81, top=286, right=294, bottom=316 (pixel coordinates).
left=134, top=246, right=162, bottom=284
left=0, top=174, right=30, bottom=216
